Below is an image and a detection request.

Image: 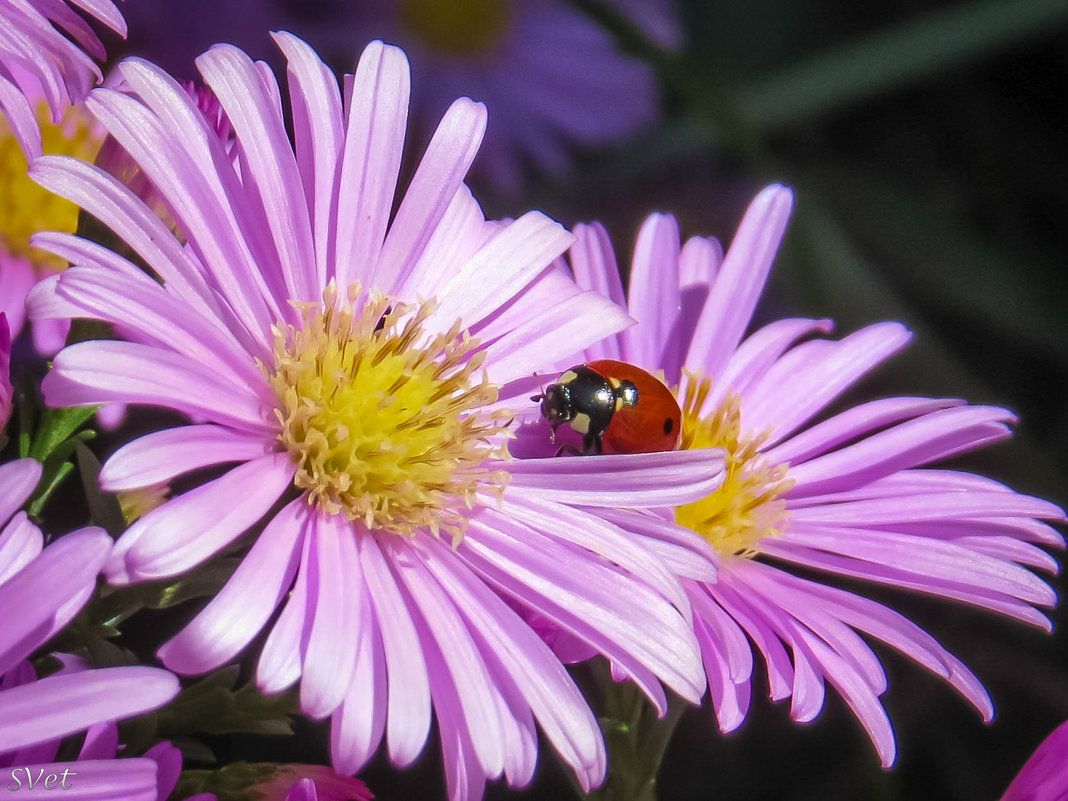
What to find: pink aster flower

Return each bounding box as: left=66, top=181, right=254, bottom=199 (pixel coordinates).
left=0, top=0, right=126, bottom=158
left=27, top=36, right=724, bottom=799
left=0, top=457, right=185, bottom=800
left=548, top=184, right=1065, bottom=767
left=1001, top=719, right=1068, bottom=801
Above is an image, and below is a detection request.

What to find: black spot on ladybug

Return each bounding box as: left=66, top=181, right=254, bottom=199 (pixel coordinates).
left=663, top=417, right=674, bottom=435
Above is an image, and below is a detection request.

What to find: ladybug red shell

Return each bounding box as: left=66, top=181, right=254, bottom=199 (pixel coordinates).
left=536, top=359, right=682, bottom=455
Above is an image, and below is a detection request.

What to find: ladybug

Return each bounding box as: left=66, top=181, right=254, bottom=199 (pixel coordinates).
left=535, top=359, right=682, bottom=455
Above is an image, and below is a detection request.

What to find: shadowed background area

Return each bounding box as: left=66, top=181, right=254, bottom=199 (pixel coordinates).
left=109, top=0, right=1068, bottom=798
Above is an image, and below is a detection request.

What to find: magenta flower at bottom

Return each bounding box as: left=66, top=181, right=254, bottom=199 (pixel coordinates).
left=0, top=458, right=185, bottom=800
left=1001, top=719, right=1068, bottom=801
left=545, top=184, right=1065, bottom=766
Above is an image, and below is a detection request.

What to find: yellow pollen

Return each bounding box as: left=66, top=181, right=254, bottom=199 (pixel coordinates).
left=266, top=283, right=509, bottom=543
left=400, top=0, right=512, bottom=57
left=0, top=101, right=104, bottom=270
left=675, top=374, right=794, bottom=557
left=118, top=483, right=171, bottom=524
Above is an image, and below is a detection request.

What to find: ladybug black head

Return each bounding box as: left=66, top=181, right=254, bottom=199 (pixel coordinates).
left=538, top=383, right=573, bottom=429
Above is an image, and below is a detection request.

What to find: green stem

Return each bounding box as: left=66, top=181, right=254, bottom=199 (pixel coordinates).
left=580, top=661, right=688, bottom=801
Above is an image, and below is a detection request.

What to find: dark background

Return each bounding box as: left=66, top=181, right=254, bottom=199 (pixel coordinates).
left=110, top=1, right=1068, bottom=799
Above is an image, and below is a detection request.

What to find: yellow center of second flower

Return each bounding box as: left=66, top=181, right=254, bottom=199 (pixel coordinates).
left=400, top=0, right=512, bottom=57
left=0, top=102, right=103, bottom=270
left=267, top=283, right=508, bottom=542
left=675, top=375, right=794, bottom=557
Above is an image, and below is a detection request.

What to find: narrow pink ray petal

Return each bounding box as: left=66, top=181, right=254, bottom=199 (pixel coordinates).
left=356, top=532, right=432, bottom=769
left=413, top=535, right=603, bottom=788
left=762, top=538, right=1054, bottom=630
left=389, top=541, right=506, bottom=778
left=745, top=322, right=913, bottom=446
left=100, top=424, right=272, bottom=491
left=0, top=459, right=42, bottom=523
left=68, top=0, right=126, bottom=33
left=44, top=340, right=273, bottom=434
left=698, top=317, right=834, bottom=413
left=0, top=513, right=44, bottom=587
left=502, top=494, right=693, bottom=615
left=113, top=58, right=291, bottom=325
left=0, top=667, right=178, bottom=752
left=502, top=448, right=725, bottom=508
left=765, top=397, right=963, bottom=467
left=785, top=406, right=1018, bottom=496
left=693, top=613, right=750, bottom=733
left=396, top=185, right=495, bottom=301
left=273, top=32, right=343, bottom=291
left=800, top=630, right=896, bottom=767
left=679, top=233, right=723, bottom=286
left=333, top=41, right=409, bottom=290
left=109, top=453, right=294, bottom=583
left=300, top=513, right=361, bottom=719
left=77, top=721, right=118, bottom=760
left=0, top=528, right=110, bottom=677
left=52, top=266, right=264, bottom=391
left=29, top=158, right=223, bottom=324
left=684, top=184, right=794, bottom=378
left=374, top=98, right=487, bottom=295
left=431, top=212, right=574, bottom=331
left=482, top=290, right=633, bottom=386
left=762, top=567, right=993, bottom=719
left=622, top=213, right=681, bottom=371
left=198, top=43, right=317, bottom=306
left=778, top=526, right=1055, bottom=606
left=86, top=80, right=279, bottom=343
left=158, top=498, right=306, bottom=675
left=330, top=588, right=386, bottom=776
left=594, top=507, right=719, bottom=582
left=257, top=525, right=315, bottom=694
left=790, top=492, right=1064, bottom=526
left=463, top=513, right=706, bottom=704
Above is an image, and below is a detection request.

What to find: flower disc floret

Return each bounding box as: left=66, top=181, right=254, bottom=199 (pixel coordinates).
left=0, top=102, right=102, bottom=268
left=675, top=375, right=794, bottom=556
left=400, top=0, right=512, bottom=56
left=268, top=283, right=507, bottom=541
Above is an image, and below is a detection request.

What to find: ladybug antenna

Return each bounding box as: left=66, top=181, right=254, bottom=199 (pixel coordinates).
left=530, top=371, right=547, bottom=402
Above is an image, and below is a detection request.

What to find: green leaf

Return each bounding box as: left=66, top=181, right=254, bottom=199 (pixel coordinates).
left=157, top=666, right=299, bottom=739
left=75, top=442, right=126, bottom=536
left=27, top=404, right=98, bottom=462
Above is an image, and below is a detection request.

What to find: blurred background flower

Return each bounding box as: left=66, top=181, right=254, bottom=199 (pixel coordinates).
left=120, top=0, right=677, bottom=191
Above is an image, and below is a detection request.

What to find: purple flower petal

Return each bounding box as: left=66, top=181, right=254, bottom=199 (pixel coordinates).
left=0, top=667, right=178, bottom=753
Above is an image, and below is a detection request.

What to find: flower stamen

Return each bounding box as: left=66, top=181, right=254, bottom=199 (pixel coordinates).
left=676, top=374, right=794, bottom=556
left=267, top=282, right=509, bottom=543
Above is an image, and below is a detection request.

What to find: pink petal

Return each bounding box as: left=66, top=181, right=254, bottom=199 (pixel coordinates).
left=683, top=184, right=794, bottom=378
left=158, top=498, right=307, bottom=675
left=107, top=453, right=295, bottom=584
left=101, top=424, right=272, bottom=491
left=333, top=41, right=409, bottom=290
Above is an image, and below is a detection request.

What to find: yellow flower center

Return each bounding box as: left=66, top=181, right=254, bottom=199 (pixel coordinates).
left=267, top=283, right=508, bottom=542
left=675, top=375, right=794, bottom=557
left=400, top=0, right=512, bottom=57
left=0, top=101, right=103, bottom=270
